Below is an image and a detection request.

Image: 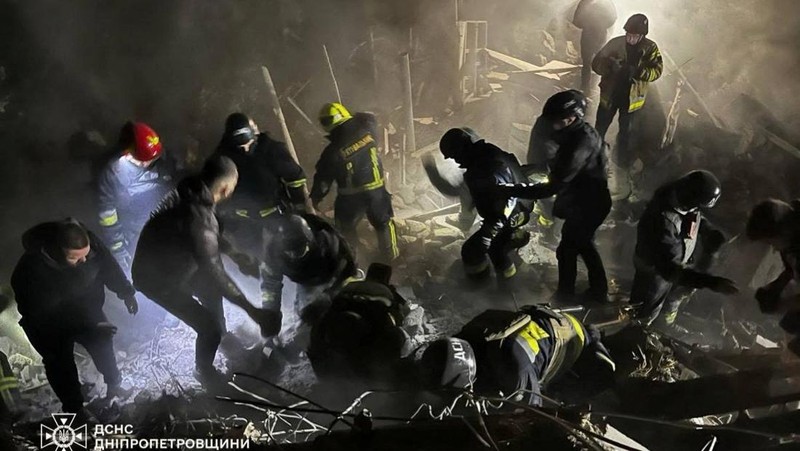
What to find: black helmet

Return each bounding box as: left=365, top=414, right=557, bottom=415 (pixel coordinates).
left=746, top=199, right=793, bottom=241
left=542, top=90, right=587, bottom=120
left=275, top=214, right=314, bottom=260
left=624, top=14, right=649, bottom=35
left=439, top=127, right=481, bottom=161
left=674, top=170, right=721, bottom=210
left=224, top=112, right=256, bottom=146
left=419, top=338, right=477, bottom=389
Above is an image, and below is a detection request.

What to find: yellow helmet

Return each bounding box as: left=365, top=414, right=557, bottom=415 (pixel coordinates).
left=319, top=102, right=352, bottom=132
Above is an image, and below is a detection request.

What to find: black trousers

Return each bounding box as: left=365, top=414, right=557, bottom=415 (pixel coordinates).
left=579, top=28, right=608, bottom=94
left=595, top=102, right=636, bottom=169
left=335, top=188, right=398, bottom=262
left=140, top=280, right=226, bottom=372
left=22, top=320, right=120, bottom=413
left=226, top=214, right=281, bottom=307
left=556, top=190, right=612, bottom=296
left=462, top=219, right=521, bottom=281
left=630, top=270, right=691, bottom=326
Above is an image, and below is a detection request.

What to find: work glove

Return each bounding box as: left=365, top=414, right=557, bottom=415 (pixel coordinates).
left=230, top=252, right=260, bottom=278
left=705, top=275, right=739, bottom=295
left=95, top=322, right=118, bottom=336
left=122, top=295, right=138, bottom=315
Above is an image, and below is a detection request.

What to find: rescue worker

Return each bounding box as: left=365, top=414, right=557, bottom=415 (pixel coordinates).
left=631, top=170, right=738, bottom=326
left=311, top=103, right=399, bottom=263
left=308, top=263, right=409, bottom=387
left=433, top=128, right=533, bottom=286
left=10, top=219, right=138, bottom=417
left=746, top=199, right=800, bottom=355
left=132, top=156, right=281, bottom=385
left=500, top=91, right=611, bottom=302
left=592, top=13, right=663, bottom=170
left=96, top=122, right=177, bottom=270
left=420, top=304, right=615, bottom=406
left=0, top=350, right=21, bottom=445
left=572, top=0, right=617, bottom=94
left=213, top=112, right=309, bottom=310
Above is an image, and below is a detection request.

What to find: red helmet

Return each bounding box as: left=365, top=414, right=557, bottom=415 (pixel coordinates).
left=128, top=122, right=163, bottom=162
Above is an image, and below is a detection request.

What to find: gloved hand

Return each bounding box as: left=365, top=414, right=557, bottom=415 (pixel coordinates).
left=706, top=276, right=739, bottom=295
left=95, top=322, right=118, bottom=336
left=755, top=286, right=782, bottom=313
left=230, top=252, right=260, bottom=278
left=252, top=309, right=283, bottom=338
left=122, top=295, right=138, bottom=315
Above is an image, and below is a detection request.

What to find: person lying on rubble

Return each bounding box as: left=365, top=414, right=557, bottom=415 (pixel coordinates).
left=431, top=127, right=533, bottom=289
left=630, top=170, right=738, bottom=328
left=746, top=199, right=800, bottom=356
left=307, top=263, right=410, bottom=389
left=498, top=90, right=611, bottom=303
left=11, top=219, right=138, bottom=420
left=132, top=155, right=281, bottom=387
left=259, top=212, right=357, bottom=362
left=419, top=304, right=615, bottom=406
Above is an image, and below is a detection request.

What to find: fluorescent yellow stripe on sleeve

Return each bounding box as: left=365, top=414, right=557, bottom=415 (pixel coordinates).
left=99, top=210, right=119, bottom=227
left=284, top=178, right=308, bottom=188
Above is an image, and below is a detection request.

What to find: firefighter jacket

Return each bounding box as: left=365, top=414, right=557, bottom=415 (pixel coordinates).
left=261, top=214, right=357, bottom=305
left=457, top=306, right=607, bottom=406
left=96, top=154, right=176, bottom=256
left=592, top=35, right=663, bottom=112
left=463, top=141, right=532, bottom=228
left=311, top=113, right=386, bottom=202
left=504, top=119, right=608, bottom=219
left=215, top=132, right=307, bottom=220
left=634, top=183, right=725, bottom=286
left=11, top=220, right=134, bottom=330
left=132, top=176, right=247, bottom=303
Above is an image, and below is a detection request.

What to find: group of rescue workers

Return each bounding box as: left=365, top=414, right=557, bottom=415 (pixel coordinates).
left=2, top=9, right=798, bottom=427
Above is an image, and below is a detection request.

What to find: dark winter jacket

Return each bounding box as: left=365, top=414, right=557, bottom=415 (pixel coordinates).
left=11, top=221, right=134, bottom=330
left=311, top=113, right=386, bottom=201
left=96, top=154, right=177, bottom=255
left=635, top=182, right=725, bottom=286
left=261, top=214, right=356, bottom=303
left=132, top=176, right=247, bottom=302
left=504, top=119, right=608, bottom=219
left=215, top=132, right=307, bottom=220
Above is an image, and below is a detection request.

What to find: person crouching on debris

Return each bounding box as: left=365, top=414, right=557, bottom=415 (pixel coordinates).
left=132, top=155, right=281, bottom=386
left=308, top=263, right=410, bottom=388
left=499, top=91, right=611, bottom=303
left=311, top=103, right=399, bottom=263
left=746, top=199, right=800, bottom=356
left=433, top=128, right=533, bottom=289
left=11, top=219, right=138, bottom=419
left=260, top=212, right=358, bottom=361
left=631, top=170, right=738, bottom=328
left=419, top=304, right=615, bottom=406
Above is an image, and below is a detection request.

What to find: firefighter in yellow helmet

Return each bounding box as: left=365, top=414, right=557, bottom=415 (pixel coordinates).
left=592, top=13, right=663, bottom=170
left=311, top=103, right=399, bottom=262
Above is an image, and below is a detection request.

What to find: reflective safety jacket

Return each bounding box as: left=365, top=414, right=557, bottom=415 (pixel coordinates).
left=457, top=306, right=589, bottom=405
left=96, top=155, right=176, bottom=255
left=592, top=36, right=663, bottom=112
left=311, top=113, right=386, bottom=202
left=215, top=132, right=307, bottom=221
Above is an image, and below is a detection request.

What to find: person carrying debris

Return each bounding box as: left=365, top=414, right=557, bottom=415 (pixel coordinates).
left=572, top=0, right=617, bottom=94
left=500, top=90, right=611, bottom=303
left=308, top=263, right=409, bottom=387
left=433, top=128, right=533, bottom=288
left=11, top=219, right=138, bottom=419
left=260, top=212, right=358, bottom=360
left=420, top=304, right=615, bottom=406
left=592, top=13, right=662, bottom=170
left=213, top=112, right=309, bottom=310
left=746, top=199, right=800, bottom=356
left=631, top=170, right=738, bottom=327
left=132, top=156, right=281, bottom=386
left=95, top=122, right=178, bottom=271
left=311, top=103, right=399, bottom=263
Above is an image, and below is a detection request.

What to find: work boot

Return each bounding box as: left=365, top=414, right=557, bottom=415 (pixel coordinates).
left=194, top=367, right=229, bottom=389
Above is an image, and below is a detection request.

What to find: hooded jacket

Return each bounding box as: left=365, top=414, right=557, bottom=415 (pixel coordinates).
left=132, top=176, right=247, bottom=302
left=11, top=220, right=134, bottom=330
